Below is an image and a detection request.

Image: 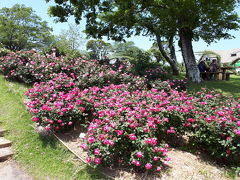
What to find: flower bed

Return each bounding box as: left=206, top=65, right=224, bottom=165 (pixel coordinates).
left=26, top=78, right=240, bottom=168
left=3, top=50, right=239, bottom=170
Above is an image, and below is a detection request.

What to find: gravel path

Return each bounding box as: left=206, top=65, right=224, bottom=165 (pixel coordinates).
left=0, top=160, right=32, bottom=180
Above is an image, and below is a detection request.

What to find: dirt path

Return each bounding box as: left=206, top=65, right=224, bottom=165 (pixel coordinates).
left=54, top=127, right=233, bottom=180
left=0, top=160, right=32, bottom=180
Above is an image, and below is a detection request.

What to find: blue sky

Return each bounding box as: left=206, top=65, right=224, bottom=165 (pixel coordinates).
left=1, top=0, right=240, bottom=61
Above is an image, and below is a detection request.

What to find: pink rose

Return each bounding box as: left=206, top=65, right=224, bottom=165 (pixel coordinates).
left=187, top=118, right=195, bottom=123
left=95, top=158, right=101, bottom=165
left=136, top=152, right=143, bottom=158
left=32, top=117, right=39, bottom=122
left=129, top=134, right=137, bottom=141
left=57, top=120, right=63, bottom=123
left=94, top=148, right=100, bottom=155
left=80, top=143, right=88, bottom=150
left=88, top=136, right=95, bottom=143
left=135, top=161, right=141, bottom=166
left=234, top=129, right=240, bottom=135
left=86, top=156, right=91, bottom=163
left=145, top=163, right=152, bottom=170
left=236, top=121, right=240, bottom=127
left=115, top=130, right=124, bottom=135
left=156, top=166, right=162, bottom=172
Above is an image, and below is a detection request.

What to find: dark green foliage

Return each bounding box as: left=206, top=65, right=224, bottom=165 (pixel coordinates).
left=0, top=4, right=53, bottom=51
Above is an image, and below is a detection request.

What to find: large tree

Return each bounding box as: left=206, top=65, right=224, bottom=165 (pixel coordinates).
left=46, top=0, right=240, bottom=82
left=112, top=41, right=142, bottom=59
left=47, top=24, right=84, bottom=57
left=0, top=4, right=53, bottom=51
left=86, top=39, right=112, bottom=60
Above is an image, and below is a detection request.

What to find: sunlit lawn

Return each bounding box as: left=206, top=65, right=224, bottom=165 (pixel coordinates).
left=188, top=75, right=240, bottom=98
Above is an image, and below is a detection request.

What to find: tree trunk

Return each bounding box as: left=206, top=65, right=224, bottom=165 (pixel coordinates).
left=179, top=28, right=201, bottom=83
left=168, top=36, right=177, bottom=62
left=155, top=34, right=179, bottom=76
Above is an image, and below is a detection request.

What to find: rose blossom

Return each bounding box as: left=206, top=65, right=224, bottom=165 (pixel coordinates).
left=156, top=166, right=162, bottom=172
left=145, top=163, right=152, bottom=170
left=129, top=134, right=137, bottom=141
left=86, top=156, right=91, bottom=163
left=94, top=148, right=100, bottom=155
left=236, top=121, right=240, bottom=127
left=95, top=158, right=101, bottom=165
left=136, top=152, right=143, bottom=158
left=88, top=136, right=95, bottom=143
left=80, top=143, right=88, bottom=150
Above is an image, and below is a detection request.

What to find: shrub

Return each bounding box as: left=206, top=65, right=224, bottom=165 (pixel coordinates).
left=80, top=86, right=240, bottom=166
left=26, top=77, right=240, bottom=168
left=0, top=51, right=36, bottom=83
left=0, top=51, right=147, bottom=90
left=25, top=73, right=87, bottom=130
left=150, top=79, right=188, bottom=92
left=80, top=84, right=172, bottom=171
left=188, top=89, right=240, bottom=163
left=0, top=51, right=71, bottom=83
left=0, top=47, right=11, bottom=57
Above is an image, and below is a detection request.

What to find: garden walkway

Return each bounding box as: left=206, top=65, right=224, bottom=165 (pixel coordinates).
left=0, top=161, right=32, bottom=180
left=0, top=127, right=32, bottom=180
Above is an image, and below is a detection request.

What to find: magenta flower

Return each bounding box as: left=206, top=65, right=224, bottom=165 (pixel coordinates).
left=234, top=129, right=240, bottom=135
left=151, top=138, right=157, bottom=146
left=135, top=160, right=141, bottom=166
left=136, top=152, right=143, bottom=158
left=187, top=118, right=196, bottom=123
left=80, top=143, right=88, bottom=150
left=145, top=163, right=152, bottom=170
left=95, top=158, right=101, bottom=165
left=115, top=130, right=124, bottom=135
left=236, top=121, right=240, bottom=127
left=94, top=148, right=100, bottom=155
left=156, top=166, right=162, bottom=172
left=154, top=147, right=159, bottom=152
left=57, top=120, right=63, bottom=123
left=32, top=117, right=39, bottom=122
left=88, top=136, right=95, bottom=143
left=86, top=156, right=91, bottom=163
left=129, top=134, right=137, bottom=141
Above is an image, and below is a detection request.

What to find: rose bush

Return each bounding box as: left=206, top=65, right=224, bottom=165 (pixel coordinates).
left=79, top=84, right=172, bottom=171
left=25, top=73, right=87, bottom=130
left=187, top=89, right=240, bottom=163
left=79, top=85, right=239, bottom=168
left=150, top=79, right=188, bottom=93
left=26, top=76, right=240, bottom=166
left=0, top=51, right=147, bottom=90
left=13, top=51, right=238, bottom=168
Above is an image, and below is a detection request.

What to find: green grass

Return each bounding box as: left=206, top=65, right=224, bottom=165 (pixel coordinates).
left=188, top=75, right=240, bottom=98
left=0, top=75, right=105, bottom=180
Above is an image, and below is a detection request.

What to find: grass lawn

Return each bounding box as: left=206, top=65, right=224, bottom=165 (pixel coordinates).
left=189, top=75, right=240, bottom=98
left=0, top=75, right=105, bottom=180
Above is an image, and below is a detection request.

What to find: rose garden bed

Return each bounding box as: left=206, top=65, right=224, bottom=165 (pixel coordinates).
left=1, top=51, right=239, bottom=179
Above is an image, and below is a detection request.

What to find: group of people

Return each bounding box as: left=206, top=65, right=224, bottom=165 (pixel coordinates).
left=198, top=59, right=219, bottom=80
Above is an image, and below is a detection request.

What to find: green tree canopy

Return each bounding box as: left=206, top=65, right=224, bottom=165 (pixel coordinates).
left=46, top=24, right=84, bottom=58
left=46, top=0, right=240, bottom=82
left=112, top=41, right=142, bottom=59
left=0, top=4, right=53, bottom=51
left=86, top=39, right=112, bottom=60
